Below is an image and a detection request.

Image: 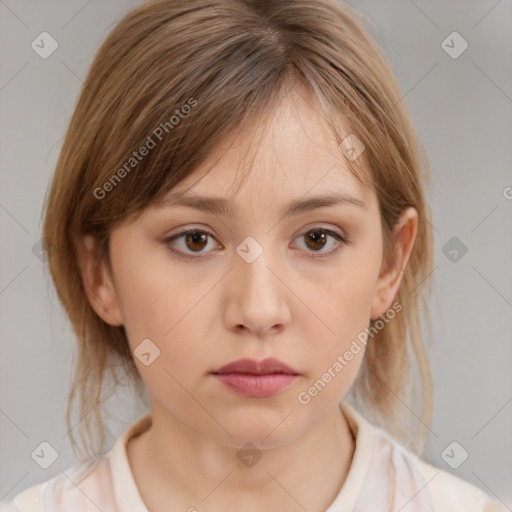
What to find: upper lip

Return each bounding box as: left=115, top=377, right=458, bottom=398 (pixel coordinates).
left=212, top=357, right=300, bottom=375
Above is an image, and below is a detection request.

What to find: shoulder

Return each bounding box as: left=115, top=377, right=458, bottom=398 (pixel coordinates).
left=0, top=456, right=116, bottom=512
left=0, top=483, right=46, bottom=512
left=1, top=413, right=152, bottom=512
left=340, top=402, right=508, bottom=512
left=375, top=427, right=507, bottom=512
left=412, top=453, right=508, bottom=512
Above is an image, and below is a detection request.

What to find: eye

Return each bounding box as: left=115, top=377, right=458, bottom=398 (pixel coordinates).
left=164, top=226, right=350, bottom=261
left=293, top=227, right=349, bottom=260
left=164, top=228, right=220, bottom=260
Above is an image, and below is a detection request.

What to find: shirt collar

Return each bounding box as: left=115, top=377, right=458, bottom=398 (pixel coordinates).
left=326, top=401, right=376, bottom=511
left=108, top=412, right=152, bottom=512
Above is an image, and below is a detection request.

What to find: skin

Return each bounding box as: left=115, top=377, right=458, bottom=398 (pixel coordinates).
left=77, top=83, right=418, bottom=512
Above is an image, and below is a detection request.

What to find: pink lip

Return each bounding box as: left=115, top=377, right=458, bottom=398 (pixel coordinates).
left=212, top=358, right=301, bottom=398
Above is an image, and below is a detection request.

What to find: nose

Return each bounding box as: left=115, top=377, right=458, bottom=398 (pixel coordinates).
left=224, top=245, right=292, bottom=338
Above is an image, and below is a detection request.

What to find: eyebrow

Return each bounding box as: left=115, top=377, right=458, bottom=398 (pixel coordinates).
left=160, top=191, right=367, bottom=217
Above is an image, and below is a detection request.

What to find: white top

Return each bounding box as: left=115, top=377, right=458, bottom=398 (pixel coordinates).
left=1, top=402, right=507, bottom=512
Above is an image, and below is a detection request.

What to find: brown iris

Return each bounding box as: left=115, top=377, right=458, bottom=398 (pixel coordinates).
left=304, top=230, right=327, bottom=251
left=184, top=231, right=208, bottom=252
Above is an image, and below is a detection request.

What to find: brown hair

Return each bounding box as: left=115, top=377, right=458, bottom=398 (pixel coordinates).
left=42, top=0, right=434, bottom=463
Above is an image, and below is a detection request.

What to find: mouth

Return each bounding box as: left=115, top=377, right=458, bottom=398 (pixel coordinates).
left=211, top=358, right=301, bottom=398
left=212, top=357, right=300, bottom=376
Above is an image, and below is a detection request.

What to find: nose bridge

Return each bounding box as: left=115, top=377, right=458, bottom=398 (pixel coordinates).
left=228, top=234, right=290, bottom=334
left=236, top=236, right=279, bottom=301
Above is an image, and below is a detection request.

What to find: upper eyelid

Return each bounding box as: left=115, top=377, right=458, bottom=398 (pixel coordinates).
left=167, top=224, right=345, bottom=238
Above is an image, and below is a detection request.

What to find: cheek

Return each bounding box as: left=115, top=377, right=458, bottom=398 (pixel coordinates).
left=295, top=244, right=381, bottom=396
left=112, top=255, right=217, bottom=378
left=122, top=284, right=211, bottom=414
left=299, top=254, right=380, bottom=346
left=112, top=248, right=193, bottom=340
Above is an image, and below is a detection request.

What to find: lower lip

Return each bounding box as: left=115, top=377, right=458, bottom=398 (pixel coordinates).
left=213, top=373, right=299, bottom=397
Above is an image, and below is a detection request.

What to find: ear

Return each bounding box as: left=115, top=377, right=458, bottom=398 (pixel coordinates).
left=75, top=234, right=124, bottom=326
left=370, top=207, right=418, bottom=320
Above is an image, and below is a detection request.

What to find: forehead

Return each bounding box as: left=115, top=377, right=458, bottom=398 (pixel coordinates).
left=160, top=84, right=374, bottom=207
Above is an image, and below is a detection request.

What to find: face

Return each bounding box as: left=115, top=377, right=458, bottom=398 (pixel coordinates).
left=80, top=84, right=417, bottom=449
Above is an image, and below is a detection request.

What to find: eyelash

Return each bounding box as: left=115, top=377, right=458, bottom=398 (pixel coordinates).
left=164, top=227, right=350, bottom=261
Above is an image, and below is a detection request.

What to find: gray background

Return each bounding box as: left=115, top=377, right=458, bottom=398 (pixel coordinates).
left=1, top=0, right=511, bottom=507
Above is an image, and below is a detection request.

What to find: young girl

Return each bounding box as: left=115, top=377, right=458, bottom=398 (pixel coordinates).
left=1, top=0, right=507, bottom=511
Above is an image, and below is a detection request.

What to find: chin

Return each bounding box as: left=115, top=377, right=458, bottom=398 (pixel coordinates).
left=210, top=411, right=306, bottom=449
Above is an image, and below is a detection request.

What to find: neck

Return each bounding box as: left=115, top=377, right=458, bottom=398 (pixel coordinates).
left=127, top=402, right=356, bottom=512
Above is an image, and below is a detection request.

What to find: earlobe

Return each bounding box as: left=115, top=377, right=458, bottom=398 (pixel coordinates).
left=76, top=234, right=124, bottom=326
left=370, top=207, right=418, bottom=320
